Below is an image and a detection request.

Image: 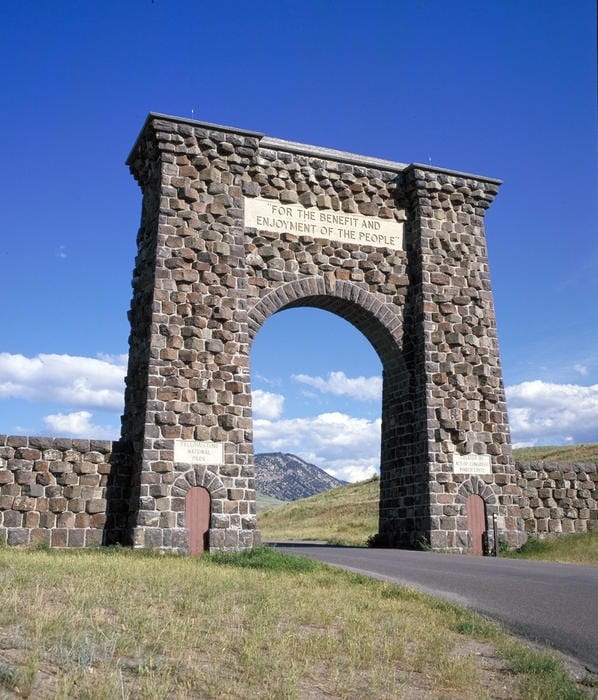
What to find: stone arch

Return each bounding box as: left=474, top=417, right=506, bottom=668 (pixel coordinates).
left=248, top=277, right=403, bottom=366
left=455, top=476, right=498, bottom=554
left=171, top=467, right=227, bottom=554
left=172, top=465, right=227, bottom=500
left=248, top=277, right=418, bottom=547
left=121, top=113, right=527, bottom=554
left=455, top=476, right=498, bottom=513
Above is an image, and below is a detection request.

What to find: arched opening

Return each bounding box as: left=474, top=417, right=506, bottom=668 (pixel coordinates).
left=247, top=280, right=419, bottom=547
left=251, top=307, right=383, bottom=532
left=185, top=486, right=211, bottom=556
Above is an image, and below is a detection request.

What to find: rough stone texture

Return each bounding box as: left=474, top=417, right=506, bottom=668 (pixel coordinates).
left=0, top=115, right=542, bottom=554
left=0, top=436, right=131, bottom=547
left=516, top=461, right=598, bottom=536
left=1, top=437, right=595, bottom=549
left=121, top=113, right=526, bottom=554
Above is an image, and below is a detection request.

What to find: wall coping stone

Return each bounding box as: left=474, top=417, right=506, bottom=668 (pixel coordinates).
left=127, top=112, right=502, bottom=185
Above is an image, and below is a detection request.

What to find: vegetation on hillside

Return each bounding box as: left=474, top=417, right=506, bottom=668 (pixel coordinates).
left=259, top=475, right=379, bottom=546
left=259, top=471, right=598, bottom=567
left=512, top=443, right=598, bottom=462
left=0, top=546, right=592, bottom=698
left=256, top=492, right=286, bottom=512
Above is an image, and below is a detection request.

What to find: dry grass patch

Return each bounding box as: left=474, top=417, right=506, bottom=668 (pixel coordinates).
left=0, top=546, right=591, bottom=699
left=512, top=443, right=598, bottom=462
left=259, top=476, right=379, bottom=545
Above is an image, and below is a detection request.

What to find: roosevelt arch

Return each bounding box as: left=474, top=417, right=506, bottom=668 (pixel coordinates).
left=120, top=113, right=526, bottom=554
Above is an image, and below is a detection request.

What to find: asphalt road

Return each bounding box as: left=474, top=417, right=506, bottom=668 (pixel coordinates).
left=273, top=543, right=598, bottom=673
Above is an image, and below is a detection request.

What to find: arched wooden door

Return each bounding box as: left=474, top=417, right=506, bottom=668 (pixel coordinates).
left=466, top=494, right=487, bottom=556
left=185, top=486, right=211, bottom=556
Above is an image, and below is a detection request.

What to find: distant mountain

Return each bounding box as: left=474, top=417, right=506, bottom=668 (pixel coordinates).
left=255, top=452, right=347, bottom=501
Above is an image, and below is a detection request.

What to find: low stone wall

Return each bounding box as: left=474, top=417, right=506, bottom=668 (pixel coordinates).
left=0, top=435, right=130, bottom=547
left=1, top=434, right=597, bottom=549
left=515, top=461, right=598, bottom=537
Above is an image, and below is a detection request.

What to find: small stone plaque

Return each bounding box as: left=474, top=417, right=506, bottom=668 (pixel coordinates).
left=452, top=453, right=492, bottom=475
left=245, top=197, right=404, bottom=251
left=174, top=440, right=224, bottom=465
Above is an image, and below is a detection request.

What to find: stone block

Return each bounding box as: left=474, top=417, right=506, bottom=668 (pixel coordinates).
left=13, top=497, right=35, bottom=512
left=39, top=512, right=56, bottom=528
left=57, top=512, right=75, bottom=528
left=86, top=499, right=107, bottom=515
left=0, top=471, right=14, bottom=485
left=30, top=529, right=51, bottom=546
left=51, top=529, right=68, bottom=547
left=85, top=529, right=103, bottom=547
left=49, top=497, right=67, bottom=513
left=90, top=512, right=106, bottom=529
left=67, top=529, right=85, bottom=547
left=23, top=511, right=40, bottom=528
left=3, top=511, right=22, bottom=527
left=7, top=528, right=29, bottom=546
left=75, top=513, right=90, bottom=528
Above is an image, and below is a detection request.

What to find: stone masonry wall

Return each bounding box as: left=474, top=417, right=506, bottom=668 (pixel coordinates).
left=1, top=436, right=595, bottom=548
left=0, top=114, right=532, bottom=555
left=0, top=436, right=130, bottom=548
left=516, top=461, right=598, bottom=537
left=1, top=116, right=594, bottom=555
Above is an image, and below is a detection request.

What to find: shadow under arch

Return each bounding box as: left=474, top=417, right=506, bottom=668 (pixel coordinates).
left=248, top=278, right=423, bottom=548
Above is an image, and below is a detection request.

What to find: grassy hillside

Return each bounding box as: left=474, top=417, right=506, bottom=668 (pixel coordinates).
left=259, top=476, right=379, bottom=546
left=256, top=492, right=287, bottom=512
left=259, top=455, right=598, bottom=564
left=513, top=443, right=598, bottom=462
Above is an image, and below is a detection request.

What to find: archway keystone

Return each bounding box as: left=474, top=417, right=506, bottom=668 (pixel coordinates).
left=121, top=113, right=526, bottom=553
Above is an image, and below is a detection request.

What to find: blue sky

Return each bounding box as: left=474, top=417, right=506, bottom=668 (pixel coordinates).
left=1, top=0, right=596, bottom=481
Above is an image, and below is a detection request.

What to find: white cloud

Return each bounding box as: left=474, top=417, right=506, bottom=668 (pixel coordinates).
left=254, top=411, right=381, bottom=482
left=0, top=353, right=126, bottom=412
left=574, top=363, right=589, bottom=376
left=253, top=373, right=281, bottom=387
left=252, top=389, right=285, bottom=419
left=43, top=411, right=119, bottom=440
left=506, top=380, right=598, bottom=445
left=292, top=371, right=382, bottom=402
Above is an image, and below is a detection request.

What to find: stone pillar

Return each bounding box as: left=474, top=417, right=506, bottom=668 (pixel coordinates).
left=400, top=165, right=526, bottom=551
left=122, top=116, right=262, bottom=552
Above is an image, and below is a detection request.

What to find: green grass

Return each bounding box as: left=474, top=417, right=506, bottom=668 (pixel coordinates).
left=255, top=492, right=287, bottom=512
left=0, top=546, right=592, bottom=698
left=259, top=476, right=379, bottom=546
left=506, top=531, right=598, bottom=566
left=513, top=443, right=598, bottom=462
left=210, top=544, right=320, bottom=572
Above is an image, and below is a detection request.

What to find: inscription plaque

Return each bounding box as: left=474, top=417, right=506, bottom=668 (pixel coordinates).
left=452, top=453, right=492, bottom=475
left=174, top=440, right=224, bottom=465
left=245, top=197, right=404, bottom=251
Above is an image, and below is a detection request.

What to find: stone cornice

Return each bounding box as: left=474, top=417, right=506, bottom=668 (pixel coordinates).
left=127, top=113, right=502, bottom=185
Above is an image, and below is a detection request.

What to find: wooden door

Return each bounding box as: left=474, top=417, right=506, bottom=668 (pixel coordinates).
left=185, top=486, right=211, bottom=556
left=466, top=494, right=487, bottom=556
